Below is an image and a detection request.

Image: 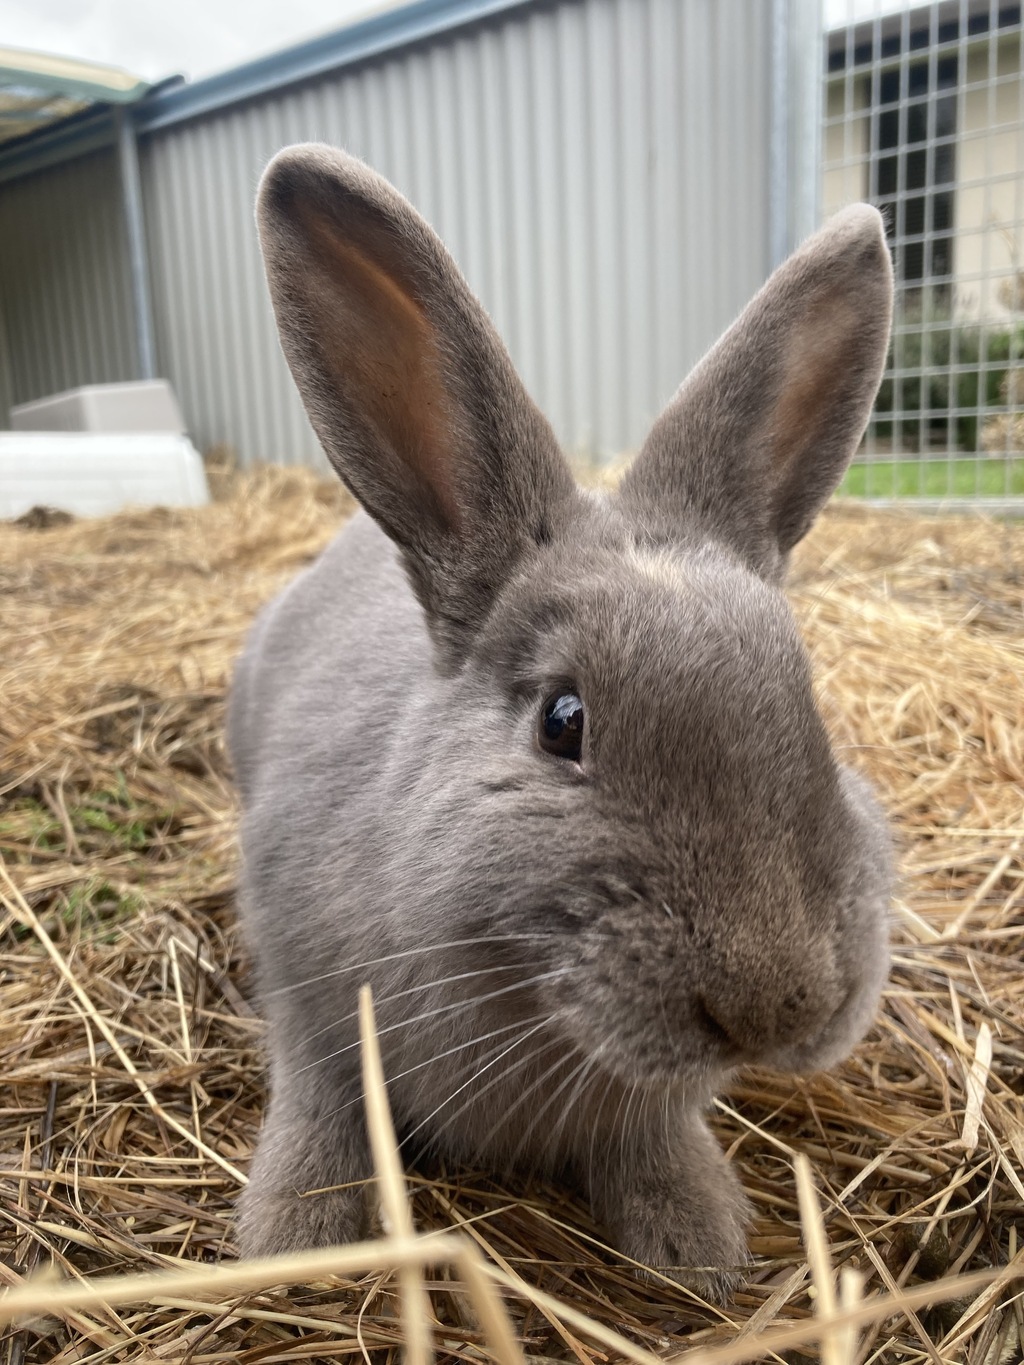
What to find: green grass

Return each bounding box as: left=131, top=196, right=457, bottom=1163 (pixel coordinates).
left=839, top=457, right=1024, bottom=499
left=0, top=780, right=179, bottom=863
left=76, top=797, right=152, bottom=850
left=60, top=879, right=146, bottom=941
left=0, top=797, right=64, bottom=853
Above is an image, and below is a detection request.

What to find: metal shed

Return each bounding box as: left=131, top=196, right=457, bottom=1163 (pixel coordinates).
left=0, top=0, right=821, bottom=467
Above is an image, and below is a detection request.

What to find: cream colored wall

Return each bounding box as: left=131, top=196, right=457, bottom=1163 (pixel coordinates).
left=823, top=74, right=870, bottom=215
left=954, top=34, right=1024, bottom=321
left=823, top=34, right=1022, bottom=322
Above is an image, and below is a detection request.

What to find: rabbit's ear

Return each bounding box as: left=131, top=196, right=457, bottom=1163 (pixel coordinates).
left=258, top=145, right=576, bottom=666
left=619, top=205, right=893, bottom=578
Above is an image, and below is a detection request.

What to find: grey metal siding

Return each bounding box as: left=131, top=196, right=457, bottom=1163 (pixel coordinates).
left=0, top=302, right=13, bottom=428
left=0, top=149, right=137, bottom=420
left=0, top=0, right=812, bottom=464
left=138, top=0, right=779, bottom=467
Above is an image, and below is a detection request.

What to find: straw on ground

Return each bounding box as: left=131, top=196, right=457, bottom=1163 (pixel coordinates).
left=1, top=467, right=1022, bottom=1361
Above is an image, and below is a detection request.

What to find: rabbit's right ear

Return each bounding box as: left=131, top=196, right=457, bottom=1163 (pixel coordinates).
left=257, top=145, right=577, bottom=668
left=619, top=205, right=893, bottom=579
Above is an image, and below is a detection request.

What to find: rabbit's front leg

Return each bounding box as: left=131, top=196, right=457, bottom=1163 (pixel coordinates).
left=236, top=1067, right=374, bottom=1259
left=590, top=1107, right=751, bottom=1301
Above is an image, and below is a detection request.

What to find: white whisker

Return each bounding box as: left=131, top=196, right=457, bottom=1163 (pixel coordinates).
left=266, top=932, right=564, bottom=996
left=297, top=963, right=544, bottom=1049
left=411, top=1036, right=556, bottom=1165
left=399, top=1017, right=552, bottom=1153
left=607, top=1072, right=637, bottom=1177
left=556, top=1052, right=606, bottom=1156
left=587, top=1068, right=618, bottom=1199
left=469, top=1044, right=573, bottom=1160
left=507, top=1048, right=602, bottom=1169
left=317, top=1013, right=551, bottom=1123
left=295, top=968, right=568, bottom=1075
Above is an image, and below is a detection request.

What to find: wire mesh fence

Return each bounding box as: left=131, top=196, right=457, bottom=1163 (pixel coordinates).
left=824, top=0, right=1024, bottom=502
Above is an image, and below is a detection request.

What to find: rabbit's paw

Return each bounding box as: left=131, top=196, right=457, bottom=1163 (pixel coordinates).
left=236, top=1179, right=371, bottom=1260
left=610, top=1172, right=751, bottom=1303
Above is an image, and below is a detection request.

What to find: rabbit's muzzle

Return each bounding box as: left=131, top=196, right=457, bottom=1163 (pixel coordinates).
left=552, top=837, right=888, bottom=1089
left=695, top=935, right=842, bottom=1058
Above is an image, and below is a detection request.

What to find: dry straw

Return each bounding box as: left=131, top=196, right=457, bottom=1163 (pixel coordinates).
left=1, top=466, right=1022, bottom=1362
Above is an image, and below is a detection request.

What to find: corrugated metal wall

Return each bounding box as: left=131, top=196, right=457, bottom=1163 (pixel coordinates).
left=142, top=0, right=776, bottom=466
left=0, top=302, right=13, bottom=429
left=0, top=0, right=818, bottom=464
left=0, top=150, right=138, bottom=411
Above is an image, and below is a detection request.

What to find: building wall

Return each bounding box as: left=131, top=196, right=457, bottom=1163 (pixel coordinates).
left=822, top=71, right=869, bottom=214
left=822, top=26, right=1024, bottom=323
left=0, top=149, right=138, bottom=415
left=0, top=301, right=12, bottom=427
left=955, top=33, right=1024, bottom=320
left=0, top=0, right=818, bottom=462
left=139, top=0, right=779, bottom=467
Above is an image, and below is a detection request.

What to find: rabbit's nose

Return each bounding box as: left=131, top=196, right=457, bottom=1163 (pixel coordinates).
left=697, top=952, right=839, bottom=1056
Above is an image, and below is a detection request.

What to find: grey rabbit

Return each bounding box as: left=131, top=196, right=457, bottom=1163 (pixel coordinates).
left=228, top=143, right=894, bottom=1298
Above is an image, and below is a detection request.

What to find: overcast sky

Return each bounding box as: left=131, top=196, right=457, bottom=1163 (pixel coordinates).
left=6, top=0, right=910, bottom=87
left=5, top=0, right=397, bottom=84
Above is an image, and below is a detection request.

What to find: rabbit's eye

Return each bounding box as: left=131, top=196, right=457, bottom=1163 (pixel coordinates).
left=539, top=691, right=584, bottom=761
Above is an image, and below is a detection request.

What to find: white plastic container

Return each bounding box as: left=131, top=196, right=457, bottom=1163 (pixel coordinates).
left=10, top=381, right=186, bottom=434
left=0, top=432, right=210, bottom=520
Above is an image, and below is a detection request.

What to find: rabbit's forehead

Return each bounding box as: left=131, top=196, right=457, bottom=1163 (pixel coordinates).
left=485, top=544, right=814, bottom=762
left=508, top=538, right=801, bottom=668
left=620, top=543, right=692, bottom=593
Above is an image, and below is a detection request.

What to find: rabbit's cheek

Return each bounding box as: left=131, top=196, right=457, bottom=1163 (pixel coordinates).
left=552, top=970, right=726, bottom=1088
left=767, top=916, right=890, bottom=1073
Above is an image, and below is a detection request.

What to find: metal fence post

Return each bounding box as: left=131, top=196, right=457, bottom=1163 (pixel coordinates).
left=771, top=0, right=824, bottom=268
left=116, top=107, right=157, bottom=382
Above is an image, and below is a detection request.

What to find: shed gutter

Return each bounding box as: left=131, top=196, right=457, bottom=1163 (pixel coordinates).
left=0, top=0, right=535, bottom=183
left=138, top=0, right=536, bottom=131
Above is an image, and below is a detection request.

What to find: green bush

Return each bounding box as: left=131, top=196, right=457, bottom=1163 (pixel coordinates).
left=871, top=298, right=1024, bottom=452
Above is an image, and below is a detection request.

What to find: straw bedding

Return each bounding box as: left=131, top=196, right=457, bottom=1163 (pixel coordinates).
left=1, top=468, right=1022, bottom=1363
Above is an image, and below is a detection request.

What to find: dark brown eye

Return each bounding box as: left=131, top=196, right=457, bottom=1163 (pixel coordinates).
left=539, top=691, right=584, bottom=761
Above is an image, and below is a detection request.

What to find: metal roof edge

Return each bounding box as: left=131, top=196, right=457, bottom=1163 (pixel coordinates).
left=0, top=47, right=150, bottom=102
left=0, top=106, right=116, bottom=185
left=0, top=0, right=531, bottom=181
left=135, top=0, right=535, bottom=133
left=0, top=75, right=184, bottom=185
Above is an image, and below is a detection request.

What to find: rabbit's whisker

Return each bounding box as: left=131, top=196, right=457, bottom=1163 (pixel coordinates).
left=504, top=1048, right=603, bottom=1170
left=587, top=1068, right=619, bottom=1200
left=267, top=932, right=568, bottom=997
left=553, top=1051, right=607, bottom=1157
left=605, top=1072, right=639, bottom=1177
left=421, top=1029, right=598, bottom=1172
left=398, top=1017, right=553, bottom=1153
left=297, top=968, right=568, bottom=1074
left=318, top=1012, right=552, bottom=1123
left=406, top=1037, right=555, bottom=1169
left=297, top=962, right=549, bottom=1049
left=467, top=1044, right=574, bottom=1160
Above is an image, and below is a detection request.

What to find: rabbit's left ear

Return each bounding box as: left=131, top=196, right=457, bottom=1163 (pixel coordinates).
left=619, top=205, right=893, bottom=579
left=258, top=145, right=578, bottom=667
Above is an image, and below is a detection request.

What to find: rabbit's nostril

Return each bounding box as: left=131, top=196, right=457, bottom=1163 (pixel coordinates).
left=781, top=988, right=809, bottom=1023
left=780, top=983, right=836, bottom=1038
left=695, top=996, right=734, bottom=1048
left=819, top=982, right=855, bottom=1035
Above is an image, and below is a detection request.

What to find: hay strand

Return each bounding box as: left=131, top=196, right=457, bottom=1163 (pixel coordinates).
left=0, top=862, right=247, bottom=1186
left=358, top=984, right=433, bottom=1365
left=2, top=468, right=1023, bottom=1360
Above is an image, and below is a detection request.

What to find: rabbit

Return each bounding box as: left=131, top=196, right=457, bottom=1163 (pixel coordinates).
left=227, top=143, right=894, bottom=1300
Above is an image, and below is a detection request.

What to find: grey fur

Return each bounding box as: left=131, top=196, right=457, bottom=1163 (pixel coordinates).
left=229, top=144, right=894, bottom=1299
